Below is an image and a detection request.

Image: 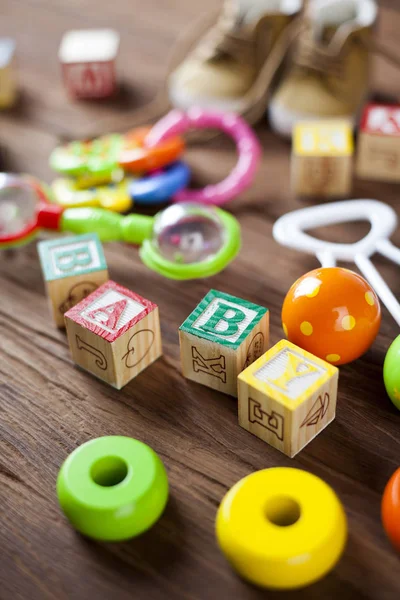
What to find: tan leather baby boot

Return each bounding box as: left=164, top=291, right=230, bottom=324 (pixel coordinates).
left=168, top=0, right=303, bottom=123
left=269, top=0, right=378, bottom=136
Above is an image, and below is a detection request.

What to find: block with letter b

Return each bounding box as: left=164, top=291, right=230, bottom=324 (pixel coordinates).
left=238, top=340, right=338, bottom=457
left=64, top=280, right=162, bottom=389
left=179, top=290, right=269, bottom=396
left=38, top=233, right=108, bottom=327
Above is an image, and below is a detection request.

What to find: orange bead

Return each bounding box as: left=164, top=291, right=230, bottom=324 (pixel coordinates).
left=382, top=468, right=400, bottom=552
left=281, top=268, right=381, bottom=365
left=119, top=127, right=185, bottom=173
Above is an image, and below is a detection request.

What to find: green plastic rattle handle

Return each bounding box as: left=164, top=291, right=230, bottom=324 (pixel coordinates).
left=60, top=207, right=154, bottom=245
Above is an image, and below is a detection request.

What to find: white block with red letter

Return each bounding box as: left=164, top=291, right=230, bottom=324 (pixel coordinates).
left=64, top=280, right=162, bottom=389
left=59, top=29, right=120, bottom=99
left=356, top=104, right=400, bottom=182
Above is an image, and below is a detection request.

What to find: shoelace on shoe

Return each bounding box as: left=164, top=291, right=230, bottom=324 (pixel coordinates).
left=294, top=20, right=351, bottom=78
left=194, top=2, right=258, bottom=66
left=293, top=18, right=400, bottom=78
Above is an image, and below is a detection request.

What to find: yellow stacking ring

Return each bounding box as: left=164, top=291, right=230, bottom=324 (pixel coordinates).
left=216, top=467, right=347, bottom=590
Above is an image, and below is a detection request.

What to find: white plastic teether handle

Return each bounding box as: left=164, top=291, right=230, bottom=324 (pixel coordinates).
left=316, top=251, right=336, bottom=268
left=377, top=238, right=400, bottom=265
left=355, top=254, right=400, bottom=327
left=273, top=199, right=400, bottom=326
left=273, top=199, right=398, bottom=260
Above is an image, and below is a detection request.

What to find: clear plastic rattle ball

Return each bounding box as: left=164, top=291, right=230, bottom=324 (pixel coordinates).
left=152, top=203, right=226, bottom=264
left=0, top=174, right=38, bottom=236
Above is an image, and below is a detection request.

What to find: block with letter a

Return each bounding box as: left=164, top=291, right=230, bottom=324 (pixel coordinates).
left=356, top=103, right=400, bottom=182
left=64, top=280, right=162, bottom=389
left=179, top=290, right=269, bottom=396
left=58, top=29, right=119, bottom=99
left=37, top=233, right=109, bottom=328
left=238, top=340, right=338, bottom=457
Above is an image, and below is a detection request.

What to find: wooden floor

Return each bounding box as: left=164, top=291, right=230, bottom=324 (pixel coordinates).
left=1, top=1, right=400, bottom=599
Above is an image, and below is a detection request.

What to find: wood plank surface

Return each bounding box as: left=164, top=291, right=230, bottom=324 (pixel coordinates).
left=1, top=1, right=400, bottom=599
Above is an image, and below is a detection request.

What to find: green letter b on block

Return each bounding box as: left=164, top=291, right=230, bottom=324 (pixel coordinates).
left=200, top=302, right=246, bottom=337
left=54, top=244, right=92, bottom=273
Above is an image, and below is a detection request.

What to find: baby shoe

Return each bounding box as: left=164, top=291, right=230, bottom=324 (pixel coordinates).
left=168, top=0, right=303, bottom=123
left=269, top=0, right=378, bottom=136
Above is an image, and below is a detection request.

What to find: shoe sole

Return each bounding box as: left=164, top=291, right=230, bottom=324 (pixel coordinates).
left=168, top=85, right=250, bottom=114
left=268, top=99, right=364, bottom=139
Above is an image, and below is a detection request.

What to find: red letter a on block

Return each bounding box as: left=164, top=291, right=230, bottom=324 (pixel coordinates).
left=87, top=299, right=127, bottom=330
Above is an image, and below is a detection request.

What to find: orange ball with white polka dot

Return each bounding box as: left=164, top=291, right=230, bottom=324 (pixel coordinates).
left=282, top=268, right=381, bottom=365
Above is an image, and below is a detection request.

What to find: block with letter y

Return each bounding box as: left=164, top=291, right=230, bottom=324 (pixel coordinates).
left=179, top=290, right=269, bottom=396
left=64, top=280, right=162, bottom=389
left=238, top=340, right=338, bottom=457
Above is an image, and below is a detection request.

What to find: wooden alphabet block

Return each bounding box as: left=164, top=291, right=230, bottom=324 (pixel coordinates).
left=291, top=121, right=353, bottom=197
left=0, top=38, right=17, bottom=109
left=356, top=104, right=400, bottom=182
left=59, top=29, right=120, bottom=99
left=179, top=290, right=269, bottom=397
left=38, top=233, right=109, bottom=328
left=238, top=340, right=338, bottom=457
left=64, top=280, right=162, bottom=389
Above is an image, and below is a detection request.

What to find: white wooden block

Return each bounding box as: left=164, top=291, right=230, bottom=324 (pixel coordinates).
left=59, top=29, right=120, bottom=99
left=356, top=103, right=400, bottom=182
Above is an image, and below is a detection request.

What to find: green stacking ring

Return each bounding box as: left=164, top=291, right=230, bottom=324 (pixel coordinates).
left=57, top=436, right=169, bottom=541
left=384, top=335, right=400, bottom=410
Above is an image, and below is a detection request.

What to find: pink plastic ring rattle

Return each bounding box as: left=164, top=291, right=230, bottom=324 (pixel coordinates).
left=145, top=108, right=262, bottom=206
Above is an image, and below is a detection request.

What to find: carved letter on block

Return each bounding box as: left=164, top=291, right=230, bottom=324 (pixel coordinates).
left=238, top=340, right=338, bottom=457
left=291, top=121, right=353, bottom=198
left=59, top=29, right=120, bottom=99
left=64, top=280, right=162, bottom=389
left=356, top=104, right=400, bottom=182
left=179, top=290, right=269, bottom=396
left=38, top=233, right=109, bottom=328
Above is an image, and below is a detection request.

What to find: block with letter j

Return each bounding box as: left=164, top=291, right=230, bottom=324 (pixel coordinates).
left=238, top=340, right=338, bottom=457
left=64, top=280, right=162, bottom=389
left=179, top=290, right=269, bottom=396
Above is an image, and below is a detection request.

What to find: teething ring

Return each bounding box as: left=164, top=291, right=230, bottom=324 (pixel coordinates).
left=216, top=467, right=347, bottom=589
left=145, top=108, right=262, bottom=206
left=119, top=127, right=185, bottom=173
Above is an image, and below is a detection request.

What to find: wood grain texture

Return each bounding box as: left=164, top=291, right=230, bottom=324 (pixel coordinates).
left=356, top=131, right=400, bottom=182
left=1, top=1, right=400, bottom=599
left=238, top=340, right=339, bottom=457
left=179, top=290, right=269, bottom=397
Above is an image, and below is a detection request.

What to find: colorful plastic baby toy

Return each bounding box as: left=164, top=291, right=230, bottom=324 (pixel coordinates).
left=274, top=199, right=400, bottom=327
left=216, top=467, right=347, bottom=589
left=0, top=173, right=240, bottom=279
left=57, top=436, right=169, bottom=541
left=49, top=108, right=261, bottom=208
left=382, top=468, right=400, bottom=552
left=383, top=336, right=400, bottom=410
left=282, top=267, right=381, bottom=365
